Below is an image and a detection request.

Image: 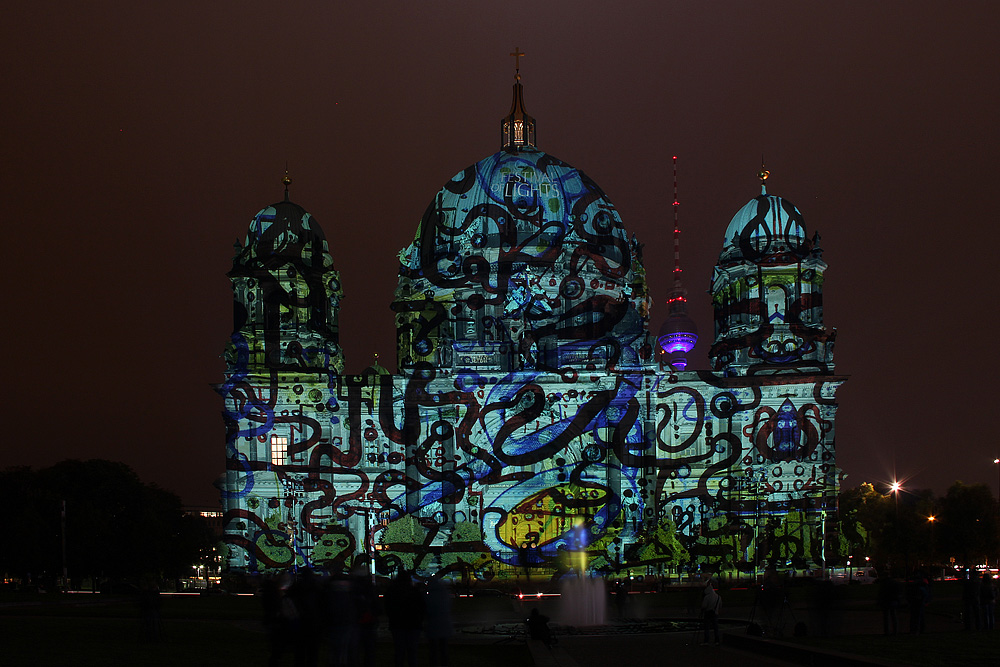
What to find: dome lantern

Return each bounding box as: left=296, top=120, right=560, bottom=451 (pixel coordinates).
left=501, top=47, right=536, bottom=151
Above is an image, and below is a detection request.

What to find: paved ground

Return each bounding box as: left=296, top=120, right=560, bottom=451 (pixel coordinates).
left=453, top=590, right=969, bottom=667
left=455, top=596, right=790, bottom=666
left=555, top=632, right=794, bottom=667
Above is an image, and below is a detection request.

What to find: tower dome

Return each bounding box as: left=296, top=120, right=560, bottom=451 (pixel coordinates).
left=239, top=200, right=327, bottom=261
left=720, top=182, right=810, bottom=264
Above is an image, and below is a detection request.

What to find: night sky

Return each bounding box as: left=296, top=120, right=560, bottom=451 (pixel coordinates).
left=7, top=2, right=998, bottom=507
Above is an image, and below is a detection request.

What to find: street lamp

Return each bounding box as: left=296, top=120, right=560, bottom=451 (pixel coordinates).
left=890, top=481, right=903, bottom=575
left=927, top=515, right=936, bottom=565
left=993, top=458, right=999, bottom=504
left=994, top=459, right=1000, bottom=570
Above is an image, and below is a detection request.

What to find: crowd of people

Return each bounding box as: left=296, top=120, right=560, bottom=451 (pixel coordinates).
left=876, top=568, right=997, bottom=635
left=260, top=564, right=453, bottom=667
left=960, top=568, right=997, bottom=631
left=256, top=563, right=998, bottom=665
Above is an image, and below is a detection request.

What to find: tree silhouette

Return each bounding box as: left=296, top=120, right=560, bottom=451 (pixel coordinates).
left=938, top=482, right=1000, bottom=567
left=1, top=460, right=214, bottom=586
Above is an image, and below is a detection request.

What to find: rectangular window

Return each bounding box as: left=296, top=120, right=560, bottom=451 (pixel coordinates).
left=270, top=435, right=288, bottom=466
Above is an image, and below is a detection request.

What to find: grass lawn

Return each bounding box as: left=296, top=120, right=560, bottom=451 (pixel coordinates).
left=0, top=594, right=531, bottom=667
left=3, top=615, right=266, bottom=666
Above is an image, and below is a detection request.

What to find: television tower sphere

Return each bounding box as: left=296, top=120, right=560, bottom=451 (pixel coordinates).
left=658, top=311, right=698, bottom=369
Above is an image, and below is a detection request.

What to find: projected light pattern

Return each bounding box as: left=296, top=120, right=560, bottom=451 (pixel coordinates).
left=218, top=152, right=843, bottom=578
left=710, top=188, right=833, bottom=376
left=392, top=149, right=653, bottom=375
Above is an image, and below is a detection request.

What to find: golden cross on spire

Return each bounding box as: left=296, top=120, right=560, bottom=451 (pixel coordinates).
left=510, top=47, right=525, bottom=72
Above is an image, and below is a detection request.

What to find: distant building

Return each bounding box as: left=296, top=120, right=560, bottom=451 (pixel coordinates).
left=216, top=71, right=844, bottom=578
left=184, top=508, right=225, bottom=538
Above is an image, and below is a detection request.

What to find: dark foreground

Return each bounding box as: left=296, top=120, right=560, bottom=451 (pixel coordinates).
left=1, top=582, right=998, bottom=666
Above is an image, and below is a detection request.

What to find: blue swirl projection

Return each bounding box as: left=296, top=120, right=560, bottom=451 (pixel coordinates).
left=217, top=151, right=845, bottom=578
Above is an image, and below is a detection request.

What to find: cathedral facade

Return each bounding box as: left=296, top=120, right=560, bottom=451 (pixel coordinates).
left=216, top=76, right=844, bottom=579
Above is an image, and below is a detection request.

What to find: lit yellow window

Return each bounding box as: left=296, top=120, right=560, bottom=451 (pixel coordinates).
left=270, top=435, right=288, bottom=466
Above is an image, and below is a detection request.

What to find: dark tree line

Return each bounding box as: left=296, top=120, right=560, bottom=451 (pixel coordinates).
left=838, top=481, right=1000, bottom=573
left=1, top=459, right=216, bottom=586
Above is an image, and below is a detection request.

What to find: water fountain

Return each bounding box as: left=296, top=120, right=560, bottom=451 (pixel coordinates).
left=556, top=534, right=607, bottom=627
left=558, top=574, right=607, bottom=627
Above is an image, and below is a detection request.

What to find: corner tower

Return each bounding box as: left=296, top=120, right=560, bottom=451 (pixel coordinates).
left=218, top=177, right=345, bottom=571
left=708, top=169, right=834, bottom=376
left=224, top=176, right=344, bottom=375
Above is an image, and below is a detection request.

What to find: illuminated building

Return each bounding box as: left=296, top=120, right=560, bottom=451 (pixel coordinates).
left=217, top=65, right=844, bottom=578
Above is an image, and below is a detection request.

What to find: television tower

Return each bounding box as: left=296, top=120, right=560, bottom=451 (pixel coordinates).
left=657, top=156, right=698, bottom=369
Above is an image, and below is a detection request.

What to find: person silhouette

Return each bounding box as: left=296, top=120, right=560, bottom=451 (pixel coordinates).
left=527, top=608, right=552, bottom=646
left=700, top=584, right=722, bottom=645
left=385, top=570, right=425, bottom=667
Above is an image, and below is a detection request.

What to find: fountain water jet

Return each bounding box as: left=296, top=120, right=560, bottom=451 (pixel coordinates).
left=556, top=535, right=607, bottom=626
left=558, top=575, right=607, bottom=627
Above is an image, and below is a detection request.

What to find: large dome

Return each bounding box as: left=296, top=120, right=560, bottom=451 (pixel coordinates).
left=399, top=149, right=638, bottom=282
left=720, top=190, right=810, bottom=263
left=394, top=147, right=651, bottom=371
